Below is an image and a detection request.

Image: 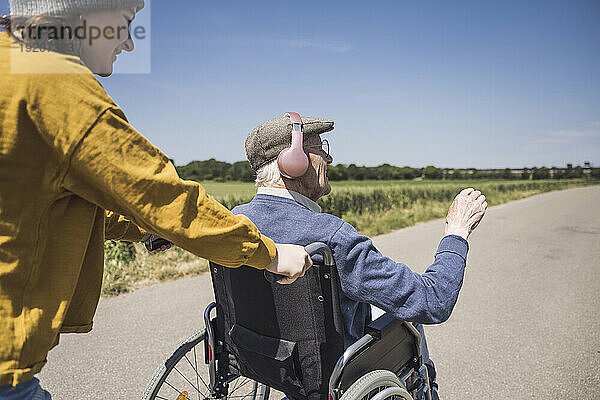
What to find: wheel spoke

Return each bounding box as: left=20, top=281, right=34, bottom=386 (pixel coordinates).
left=193, top=346, right=201, bottom=400
left=229, top=377, right=250, bottom=395
left=188, top=362, right=211, bottom=393
left=174, top=366, right=203, bottom=394
left=164, top=379, right=184, bottom=395
left=184, top=353, right=208, bottom=394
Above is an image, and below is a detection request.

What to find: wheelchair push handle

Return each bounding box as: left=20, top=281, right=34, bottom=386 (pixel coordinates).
left=305, top=242, right=335, bottom=266
left=264, top=242, right=334, bottom=283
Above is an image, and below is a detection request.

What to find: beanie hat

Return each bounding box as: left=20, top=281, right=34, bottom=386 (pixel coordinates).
left=9, top=0, right=145, bottom=17
left=245, top=114, right=334, bottom=172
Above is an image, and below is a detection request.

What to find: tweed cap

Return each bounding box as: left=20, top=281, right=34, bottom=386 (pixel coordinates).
left=246, top=114, right=334, bottom=171
left=9, top=0, right=144, bottom=17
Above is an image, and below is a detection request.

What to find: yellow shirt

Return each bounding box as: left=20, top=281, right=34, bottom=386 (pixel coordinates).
left=0, top=33, right=276, bottom=386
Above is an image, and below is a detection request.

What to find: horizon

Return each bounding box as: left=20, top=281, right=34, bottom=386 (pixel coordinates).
left=1, top=0, right=598, bottom=168
left=174, top=157, right=594, bottom=171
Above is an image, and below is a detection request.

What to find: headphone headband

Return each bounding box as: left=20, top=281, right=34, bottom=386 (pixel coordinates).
left=285, top=112, right=303, bottom=127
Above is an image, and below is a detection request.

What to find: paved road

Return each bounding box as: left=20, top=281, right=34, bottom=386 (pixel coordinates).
left=39, top=186, right=600, bottom=399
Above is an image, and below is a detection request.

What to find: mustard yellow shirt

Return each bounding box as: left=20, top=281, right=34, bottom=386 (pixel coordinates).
left=0, top=33, right=276, bottom=386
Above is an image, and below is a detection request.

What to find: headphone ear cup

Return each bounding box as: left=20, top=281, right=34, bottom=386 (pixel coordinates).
left=277, top=146, right=309, bottom=178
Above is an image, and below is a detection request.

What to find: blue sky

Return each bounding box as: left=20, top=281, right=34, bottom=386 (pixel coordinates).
left=2, top=0, right=599, bottom=168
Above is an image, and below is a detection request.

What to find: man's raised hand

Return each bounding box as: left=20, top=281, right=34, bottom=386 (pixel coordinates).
left=445, top=188, right=488, bottom=240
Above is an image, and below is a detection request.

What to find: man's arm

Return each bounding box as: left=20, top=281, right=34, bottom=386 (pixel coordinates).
left=330, top=188, right=487, bottom=324
left=330, top=223, right=468, bottom=324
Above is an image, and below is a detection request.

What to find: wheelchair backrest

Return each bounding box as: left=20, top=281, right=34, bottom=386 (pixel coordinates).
left=209, top=254, right=345, bottom=400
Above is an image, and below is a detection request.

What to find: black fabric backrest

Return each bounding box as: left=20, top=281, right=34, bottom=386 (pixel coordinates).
left=210, top=261, right=345, bottom=400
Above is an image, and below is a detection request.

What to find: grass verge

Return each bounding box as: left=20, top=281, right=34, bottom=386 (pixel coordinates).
left=102, top=244, right=208, bottom=296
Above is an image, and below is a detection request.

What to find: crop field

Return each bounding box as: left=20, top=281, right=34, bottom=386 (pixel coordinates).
left=103, top=179, right=598, bottom=296
left=200, top=179, right=524, bottom=197
left=209, top=180, right=593, bottom=228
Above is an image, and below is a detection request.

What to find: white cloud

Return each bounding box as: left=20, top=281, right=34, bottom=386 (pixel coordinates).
left=532, top=122, right=600, bottom=145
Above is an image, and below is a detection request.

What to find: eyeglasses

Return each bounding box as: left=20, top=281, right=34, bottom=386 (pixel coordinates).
left=305, top=139, right=330, bottom=157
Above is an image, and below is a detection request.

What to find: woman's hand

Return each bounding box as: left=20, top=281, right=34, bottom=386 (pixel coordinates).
left=141, top=233, right=173, bottom=254
left=266, top=244, right=313, bottom=284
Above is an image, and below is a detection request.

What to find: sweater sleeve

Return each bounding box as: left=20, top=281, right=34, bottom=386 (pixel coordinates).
left=104, top=210, right=147, bottom=242
left=62, top=108, right=276, bottom=269
left=330, top=222, right=468, bottom=324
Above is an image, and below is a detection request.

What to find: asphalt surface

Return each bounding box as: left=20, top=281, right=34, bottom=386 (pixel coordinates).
left=38, top=186, right=600, bottom=399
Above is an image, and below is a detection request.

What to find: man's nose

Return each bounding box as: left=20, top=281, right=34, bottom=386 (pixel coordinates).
left=326, top=154, right=333, bottom=164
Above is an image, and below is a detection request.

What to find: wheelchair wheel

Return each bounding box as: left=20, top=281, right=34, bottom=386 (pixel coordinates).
left=339, top=370, right=412, bottom=400
left=141, top=329, right=271, bottom=400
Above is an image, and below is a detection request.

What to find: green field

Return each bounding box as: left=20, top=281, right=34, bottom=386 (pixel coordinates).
left=200, top=179, right=552, bottom=198
left=200, top=181, right=258, bottom=197
left=103, top=178, right=598, bottom=296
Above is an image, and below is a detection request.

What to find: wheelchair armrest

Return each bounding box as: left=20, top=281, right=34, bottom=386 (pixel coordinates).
left=334, top=313, right=423, bottom=395
left=365, top=313, right=398, bottom=340
left=365, top=313, right=423, bottom=369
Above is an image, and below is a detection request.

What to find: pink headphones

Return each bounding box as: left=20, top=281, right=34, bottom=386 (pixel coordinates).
left=277, top=112, right=309, bottom=179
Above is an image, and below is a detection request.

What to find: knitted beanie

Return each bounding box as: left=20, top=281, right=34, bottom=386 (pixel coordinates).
left=9, top=0, right=145, bottom=17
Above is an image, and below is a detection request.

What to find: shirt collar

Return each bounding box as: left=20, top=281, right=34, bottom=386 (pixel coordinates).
left=257, top=187, right=322, bottom=213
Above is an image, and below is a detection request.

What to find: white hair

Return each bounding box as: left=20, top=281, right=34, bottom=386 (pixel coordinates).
left=255, top=159, right=282, bottom=186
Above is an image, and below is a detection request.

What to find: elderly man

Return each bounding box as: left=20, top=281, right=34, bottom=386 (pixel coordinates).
left=233, top=113, right=487, bottom=399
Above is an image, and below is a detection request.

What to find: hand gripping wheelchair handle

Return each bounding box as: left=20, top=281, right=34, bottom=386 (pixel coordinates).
left=263, top=242, right=335, bottom=283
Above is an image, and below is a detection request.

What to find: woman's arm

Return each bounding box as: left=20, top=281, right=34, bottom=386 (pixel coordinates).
left=63, top=108, right=276, bottom=269
left=104, top=210, right=147, bottom=242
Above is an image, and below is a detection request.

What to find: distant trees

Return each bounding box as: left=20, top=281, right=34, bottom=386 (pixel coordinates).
left=173, top=159, right=596, bottom=182
left=176, top=159, right=255, bottom=182
left=327, top=164, right=420, bottom=181
left=423, top=165, right=443, bottom=180
left=532, top=167, right=550, bottom=180
left=502, top=168, right=514, bottom=179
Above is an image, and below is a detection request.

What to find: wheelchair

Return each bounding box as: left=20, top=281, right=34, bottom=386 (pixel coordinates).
left=141, top=243, right=432, bottom=400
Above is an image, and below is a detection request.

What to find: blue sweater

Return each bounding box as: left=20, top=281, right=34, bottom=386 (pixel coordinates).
left=233, top=194, right=469, bottom=346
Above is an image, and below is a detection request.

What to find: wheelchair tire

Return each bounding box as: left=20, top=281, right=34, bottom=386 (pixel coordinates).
left=141, top=328, right=270, bottom=400
left=339, top=370, right=412, bottom=400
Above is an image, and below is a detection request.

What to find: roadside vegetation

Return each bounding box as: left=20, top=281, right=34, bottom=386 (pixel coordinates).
left=175, top=158, right=599, bottom=182
left=103, top=178, right=598, bottom=296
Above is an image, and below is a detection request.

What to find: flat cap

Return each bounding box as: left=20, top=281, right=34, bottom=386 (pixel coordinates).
left=246, top=114, right=334, bottom=171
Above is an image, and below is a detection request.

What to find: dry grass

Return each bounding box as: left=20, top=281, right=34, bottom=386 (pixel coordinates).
left=102, top=244, right=208, bottom=297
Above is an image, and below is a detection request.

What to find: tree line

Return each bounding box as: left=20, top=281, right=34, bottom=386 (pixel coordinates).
left=174, top=159, right=600, bottom=182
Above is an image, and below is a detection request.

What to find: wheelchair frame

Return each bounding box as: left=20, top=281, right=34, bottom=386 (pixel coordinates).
left=202, top=242, right=432, bottom=400
left=142, top=242, right=432, bottom=400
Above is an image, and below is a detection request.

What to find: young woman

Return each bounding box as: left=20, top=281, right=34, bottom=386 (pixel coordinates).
left=0, top=1, right=311, bottom=398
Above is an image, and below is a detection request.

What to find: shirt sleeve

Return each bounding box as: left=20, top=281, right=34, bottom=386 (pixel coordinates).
left=62, top=108, right=276, bottom=269
left=104, top=210, right=147, bottom=242
left=329, top=221, right=468, bottom=324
